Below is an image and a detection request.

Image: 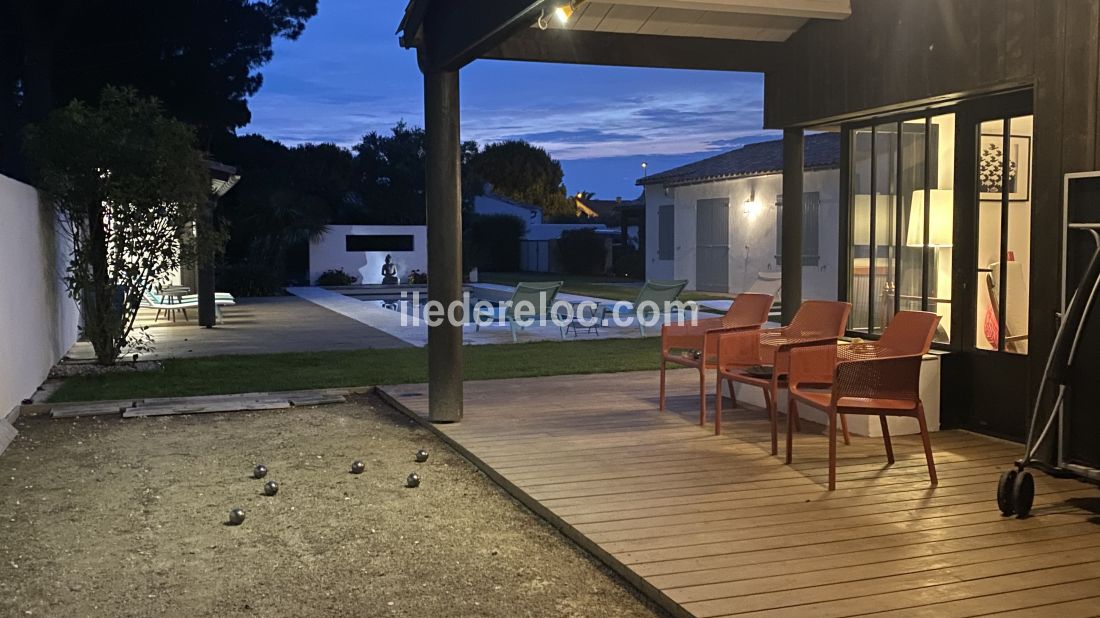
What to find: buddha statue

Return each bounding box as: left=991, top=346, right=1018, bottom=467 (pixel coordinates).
left=381, top=254, right=399, bottom=284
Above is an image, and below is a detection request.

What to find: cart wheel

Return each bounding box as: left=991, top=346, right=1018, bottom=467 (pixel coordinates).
left=1012, top=471, right=1035, bottom=518
left=997, top=470, right=1018, bottom=516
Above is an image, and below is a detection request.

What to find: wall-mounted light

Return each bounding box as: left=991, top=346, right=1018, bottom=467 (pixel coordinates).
left=641, top=161, right=648, bottom=177
left=743, top=187, right=760, bottom=216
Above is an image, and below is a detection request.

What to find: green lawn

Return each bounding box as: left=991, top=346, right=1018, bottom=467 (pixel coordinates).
left=49, top=337, right=667, bottom=403
left=480, top=272, right=732, bottom=303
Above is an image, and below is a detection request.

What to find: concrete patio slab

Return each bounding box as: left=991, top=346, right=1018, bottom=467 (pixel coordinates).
left=67, top=296, right=411, bottom=361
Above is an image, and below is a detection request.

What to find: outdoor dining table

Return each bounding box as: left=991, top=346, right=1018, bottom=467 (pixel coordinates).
left=159, top=285, right=191, bottom=322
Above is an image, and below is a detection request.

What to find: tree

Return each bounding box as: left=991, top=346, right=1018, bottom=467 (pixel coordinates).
left=469, top=140, right=573, bottom=218
left=352, top=121, right=481, bottom=225
left=24, top=87, right=210, bottom=365
left=0, top=0, right=318, bottom=177
left=214, top=135, right=350, bottom=292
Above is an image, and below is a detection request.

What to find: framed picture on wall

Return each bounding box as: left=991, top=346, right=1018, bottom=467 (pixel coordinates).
left=979, top=134, right=1031, bottom=201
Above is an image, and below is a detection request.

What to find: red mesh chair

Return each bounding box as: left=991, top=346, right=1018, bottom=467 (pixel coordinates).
left=714, top=300, right=851, bottom=453
left=659, top=293, right=773, bottom=426
left=786, top=310, right=941, bottom=490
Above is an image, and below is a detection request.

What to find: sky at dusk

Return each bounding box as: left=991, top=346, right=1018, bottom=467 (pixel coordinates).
left=246, top=0, right=776, bottom=199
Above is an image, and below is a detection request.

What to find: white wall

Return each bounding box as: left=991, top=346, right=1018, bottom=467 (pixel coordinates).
left=309, top=225, right=428, bottom=284
left=473, top=194, right=542, bottom=225
left=0, top=174, right=80, bottom=416
left=644, top=168, right=840, bottom=301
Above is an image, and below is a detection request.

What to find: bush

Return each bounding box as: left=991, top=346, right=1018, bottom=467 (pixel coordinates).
left=612, top=248, right=645, bottom=279
left=217, top=261, right=287, bottom=297
left=466, top=214, right=526, bottom=271
left=316, top=268, right=358, bottom=286
left=24, top=86, right=209, bottom=364
left=557, top=228, right=607, bottom=275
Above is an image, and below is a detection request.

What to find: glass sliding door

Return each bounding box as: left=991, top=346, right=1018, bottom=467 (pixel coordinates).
left=845, top=111, right=956, bottom=341
left=974, top=114, right=1033, bottom=354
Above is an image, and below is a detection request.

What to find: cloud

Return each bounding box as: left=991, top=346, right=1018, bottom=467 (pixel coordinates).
left=244, top=0, right=774, bottom=196
left=510, top=129, right=642, bottom=144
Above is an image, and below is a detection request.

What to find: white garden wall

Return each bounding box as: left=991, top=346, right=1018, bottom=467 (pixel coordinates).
left=0, top=174, right=80, bottom=418
left=309, top=225, right=428, bottom=284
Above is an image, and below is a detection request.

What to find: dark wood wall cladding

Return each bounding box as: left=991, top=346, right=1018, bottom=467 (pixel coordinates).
left=765, top=0, right=1100, bottom=439
left=765, top=0, right=1041, bottom=128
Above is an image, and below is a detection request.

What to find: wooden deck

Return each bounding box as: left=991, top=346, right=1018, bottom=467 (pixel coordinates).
left=378, top=370, right=1100, bottom=617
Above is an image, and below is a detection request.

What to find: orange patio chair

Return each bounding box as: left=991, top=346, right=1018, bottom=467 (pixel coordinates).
left=786, top=310, right=940, bottom=490
left=714, top=300, right=851, bottom=454
left=659, top=293, right=774, bottom=427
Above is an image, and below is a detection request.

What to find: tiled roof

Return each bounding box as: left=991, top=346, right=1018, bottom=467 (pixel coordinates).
left=638, top=132, right=841, bottom=187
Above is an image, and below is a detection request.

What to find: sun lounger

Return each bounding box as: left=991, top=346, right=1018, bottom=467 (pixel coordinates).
left=601, top=279, right=688, bottom=336
left=474, top=281, right=563, bottom=342
left=142, top=291, right=235, bottom=322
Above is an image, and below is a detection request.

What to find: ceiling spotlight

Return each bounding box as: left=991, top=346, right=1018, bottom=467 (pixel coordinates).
left=555, top=2, right=575, bottom=23
left=538, top=1, right=581, bottom=30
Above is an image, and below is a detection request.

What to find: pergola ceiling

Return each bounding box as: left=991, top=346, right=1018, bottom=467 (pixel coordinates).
left=548, top=0, right=850, bottom=42
left=398, top=0, right=852, bottom=73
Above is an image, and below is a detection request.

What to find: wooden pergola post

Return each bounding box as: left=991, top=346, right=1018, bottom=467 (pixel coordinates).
left=424, top=69, right=463, bottom=422
left=781, top=128, right=804, bottom=325
left=197, top=198, right=217, bottom=328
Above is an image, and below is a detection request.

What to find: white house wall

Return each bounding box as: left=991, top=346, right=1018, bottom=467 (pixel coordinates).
left=0, top=174, right=80, bottom=418
left=644, top=168, right=839, bottom=300
left=309, top=225, right=428, bottom=284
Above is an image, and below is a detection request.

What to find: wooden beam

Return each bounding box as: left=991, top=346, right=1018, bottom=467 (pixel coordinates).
left=607, top=0, right=851, bottom=20
left=483, top=27, right=782, bottom=72
left=419, top=0, right=551, bottom=71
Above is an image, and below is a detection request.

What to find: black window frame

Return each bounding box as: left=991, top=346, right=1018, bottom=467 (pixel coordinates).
left=840, top=107, right=951, bottom=343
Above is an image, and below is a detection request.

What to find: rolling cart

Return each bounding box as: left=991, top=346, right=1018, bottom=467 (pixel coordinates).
left=997, top=172, right=1100, bottom=517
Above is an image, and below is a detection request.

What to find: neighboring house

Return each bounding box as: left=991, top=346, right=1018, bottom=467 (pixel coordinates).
left=575, top=194, right=640, bottom=225
left=472, top=186, right=543, bottom=225
left=519, top=223, right=611, bottom=273
left=576, top=194, right=645, bottom=251
left=639, top=133, right=840, bottom=301
left=472, top=185, right=612, bottom=273
left=309, top=225, right=427, bottom=284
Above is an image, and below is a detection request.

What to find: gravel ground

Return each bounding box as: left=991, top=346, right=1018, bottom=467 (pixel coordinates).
left=0, top=395, right=664, bottom=618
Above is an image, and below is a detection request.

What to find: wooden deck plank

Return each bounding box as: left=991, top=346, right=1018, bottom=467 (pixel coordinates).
left=679, top=544, right=1100, bottom=615
left=720, top=563, right=1100, bottom=618
left=990, top=595, right=1100, bottom=618
left=377, top=371, right=1100, bottom=618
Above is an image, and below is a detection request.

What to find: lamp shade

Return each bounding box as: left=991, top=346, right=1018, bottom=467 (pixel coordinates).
left=851, top=194, right=893, bottom=245
left=907, top=189, right=954, bottom=247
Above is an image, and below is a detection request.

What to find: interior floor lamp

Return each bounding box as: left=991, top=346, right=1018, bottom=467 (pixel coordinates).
left=907, top=189, right=954, bottom=341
